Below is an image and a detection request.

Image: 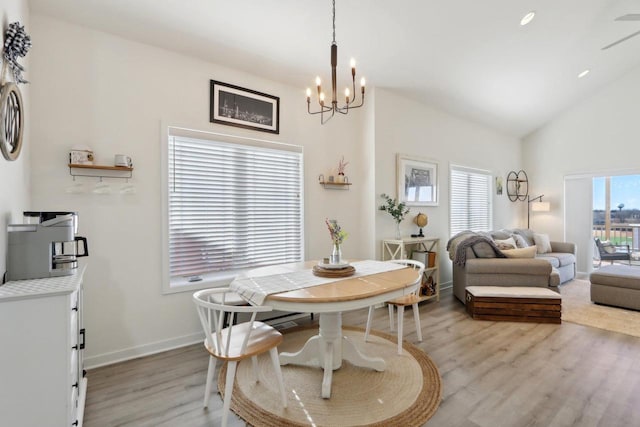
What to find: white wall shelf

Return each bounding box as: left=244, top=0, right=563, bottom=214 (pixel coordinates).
left=68, top=163, right=133, bottom=180
left=319, top=181, right=352, bottom=190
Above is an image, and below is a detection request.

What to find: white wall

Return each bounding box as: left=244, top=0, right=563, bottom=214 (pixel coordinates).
left=29, top=15, right=523, bottom=366
left=29, top=15, right=370, bottom=366
left=373, top=88, right=523, bottom=285
left=0, top=0, right=30, bottom=277
left=523, top=63, right=640, bottom=268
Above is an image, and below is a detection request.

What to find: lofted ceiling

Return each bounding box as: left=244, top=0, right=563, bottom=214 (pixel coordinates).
left=28, top=0, right=640, bottom=137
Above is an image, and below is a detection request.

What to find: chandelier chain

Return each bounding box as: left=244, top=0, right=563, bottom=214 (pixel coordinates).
left=332, top=0, right=336, bottom=43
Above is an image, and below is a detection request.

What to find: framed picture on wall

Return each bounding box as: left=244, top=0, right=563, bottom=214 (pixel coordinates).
left=209, top=80, right=280, bottom=134
left=397, top=154, right=439, bottom=206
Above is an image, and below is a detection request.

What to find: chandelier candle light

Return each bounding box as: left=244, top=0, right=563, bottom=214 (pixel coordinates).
left=306, top=0, right=365, bottom=124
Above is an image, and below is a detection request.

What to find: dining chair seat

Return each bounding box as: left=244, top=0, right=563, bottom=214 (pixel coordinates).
left=193, top=288, right=287, bottom=427
left=387, top=293, right=422, bottom=307
left=364, top=259, right=425, bottom=355
left=204, top=321, right=283, bottom=361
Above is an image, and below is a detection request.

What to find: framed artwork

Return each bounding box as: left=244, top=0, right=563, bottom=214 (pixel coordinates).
left=396, top=154, right=438, bottom=206
left=496, top=176, right=503, bottom=195
left=209, top=80, right=279, bottom=134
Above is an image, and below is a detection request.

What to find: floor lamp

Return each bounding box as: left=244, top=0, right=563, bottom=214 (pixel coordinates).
left=528, top=195, right=550, bottom=228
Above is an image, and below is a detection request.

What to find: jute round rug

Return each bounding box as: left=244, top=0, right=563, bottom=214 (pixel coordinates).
left=218, top=325, right=442, bottom=426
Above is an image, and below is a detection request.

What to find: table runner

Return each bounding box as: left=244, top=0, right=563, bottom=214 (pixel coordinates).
left=230, top=260, right=406, bottom=305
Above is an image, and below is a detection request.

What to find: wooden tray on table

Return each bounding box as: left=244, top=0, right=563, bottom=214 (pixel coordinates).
left=312, top=264, right=356, bottom=278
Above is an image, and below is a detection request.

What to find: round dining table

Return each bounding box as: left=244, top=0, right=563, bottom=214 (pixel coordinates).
left=239, top=260, right=421, bottom=398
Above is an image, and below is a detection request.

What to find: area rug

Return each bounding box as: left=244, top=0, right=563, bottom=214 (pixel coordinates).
left=561, top=279, right=640, bottom=337
left=218, top=325, right=442, bottom=427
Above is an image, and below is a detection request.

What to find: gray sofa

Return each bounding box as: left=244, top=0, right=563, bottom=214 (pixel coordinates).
left=449, top=229, right=576, bottom=303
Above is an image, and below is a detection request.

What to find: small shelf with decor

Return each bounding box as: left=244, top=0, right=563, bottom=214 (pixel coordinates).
left=381, top=236, right=440, bottom=302
left=319, top=180, right=351, bottom=190
left=68, top=163, right=133, bottom=180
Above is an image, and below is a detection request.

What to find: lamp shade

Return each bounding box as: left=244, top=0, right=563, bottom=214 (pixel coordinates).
left=531, top=201, right=550, bottom=212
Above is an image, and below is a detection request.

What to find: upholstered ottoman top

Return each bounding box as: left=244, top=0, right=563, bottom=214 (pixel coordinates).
left=466, top=286, right=561, bottom=298
left=590, top=265, right=640, bottom=291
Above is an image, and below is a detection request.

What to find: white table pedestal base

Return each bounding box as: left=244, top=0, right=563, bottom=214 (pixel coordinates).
left=279, top=312, right=385, bottom=398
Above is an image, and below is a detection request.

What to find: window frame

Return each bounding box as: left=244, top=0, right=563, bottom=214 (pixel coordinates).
left=161, top=124, right=305, bottom=294
left=449, top=164, right=493, bottom=236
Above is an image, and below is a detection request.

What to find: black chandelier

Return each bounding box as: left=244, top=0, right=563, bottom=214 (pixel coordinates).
left=306, top=0, right=366, bottom=124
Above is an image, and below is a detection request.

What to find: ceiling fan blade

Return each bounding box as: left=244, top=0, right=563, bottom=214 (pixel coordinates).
left=602, top=29, right=640, bottom=50
left=615, top=14, right=640, bottom=21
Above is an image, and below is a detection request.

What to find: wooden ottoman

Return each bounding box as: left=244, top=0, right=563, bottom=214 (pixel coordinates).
left=465, top=286, right=561, bottom=324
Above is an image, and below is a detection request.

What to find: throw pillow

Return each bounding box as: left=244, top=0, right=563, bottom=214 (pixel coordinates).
left=502, top=246, right=537, bottom=258
left=472, top=241, right=498, bottom=258
left=600, top=241, right=616, bottom=254
left=510, top=233, right=529, bottom=248
left=494, top=237, right=516, bottom=250
left=533, top=233, right=552, bottom=254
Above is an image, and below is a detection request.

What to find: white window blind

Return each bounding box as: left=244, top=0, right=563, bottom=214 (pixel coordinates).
left=168, top=132, right=303, bottom=282
left=450, top=166, right=492, bottom=236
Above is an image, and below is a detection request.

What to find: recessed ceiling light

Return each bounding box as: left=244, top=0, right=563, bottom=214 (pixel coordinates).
left=578, top=69, right=590, bottom=79
left=520, top=11, right=536, bottom=26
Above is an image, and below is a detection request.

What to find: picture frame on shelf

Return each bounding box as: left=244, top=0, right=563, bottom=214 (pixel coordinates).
left=396, top=154, right=438, bottom=206
left=209, top=80, right=280, bottom=134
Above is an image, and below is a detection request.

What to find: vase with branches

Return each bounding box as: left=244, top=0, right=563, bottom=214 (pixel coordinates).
left=336, top=156, right=349, bottom=183
left=379, top=193, right=410, bottom=239
left=325, top=218, right=348, bottom=264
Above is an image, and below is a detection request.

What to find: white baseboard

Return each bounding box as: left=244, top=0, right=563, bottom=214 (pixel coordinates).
left=83, top=287, right=454, bottom=370
left=84, top=331, right=203, bottom=369
left=576, top=271, right=590, bottom=280
left=84, top=313, right=314, bottom=369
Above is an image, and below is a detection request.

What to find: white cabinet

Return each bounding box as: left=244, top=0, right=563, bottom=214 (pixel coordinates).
left=0, top=266, right=87, bottom=427
left=381, top=237, right=440, bottom=302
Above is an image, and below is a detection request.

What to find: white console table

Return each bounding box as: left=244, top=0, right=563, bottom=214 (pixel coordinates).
left=0, top=266, right=87, bottom=427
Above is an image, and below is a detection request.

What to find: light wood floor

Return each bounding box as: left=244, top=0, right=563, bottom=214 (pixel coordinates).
left=84, top=289, right=640, bottom=426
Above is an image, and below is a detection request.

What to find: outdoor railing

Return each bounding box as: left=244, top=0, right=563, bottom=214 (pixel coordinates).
left=592, top=223, right=637, bottom=249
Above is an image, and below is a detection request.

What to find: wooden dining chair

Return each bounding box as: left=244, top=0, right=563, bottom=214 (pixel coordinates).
left=193, top=288, right=287, bottom=427
left=364, top=259, right=425, bottom=355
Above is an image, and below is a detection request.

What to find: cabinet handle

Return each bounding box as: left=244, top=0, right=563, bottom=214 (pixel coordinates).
left=72, top=382, right=78, bottom=389
left=80, top=328, right=86, bottom=350
left=72, top=345, right=78, bottom=350
left=72, top=421, right=78, bottom=426
left=72, top=305, right=78, bottom=311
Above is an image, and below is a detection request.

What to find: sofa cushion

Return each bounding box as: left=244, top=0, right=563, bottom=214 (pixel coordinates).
left=535, top=255, right=560, bottom=268
left=533, top=233, right=552, bottom=253
left=511, top=233, right=529, bottom=248
left=502, top=246, right=537, bottom=258
left=466, top=258, right=552, bottom=275
left=537, top=252, right=576, bottom=267
left=471, top=241, right=498, bottom=258
left=490, top=230, right=512, bottom=240
left=494, top=237, right=517, bottom=250
left=512, top=228, right=536, bottom=246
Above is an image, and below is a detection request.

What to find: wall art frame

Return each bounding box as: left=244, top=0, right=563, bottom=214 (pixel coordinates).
left=209, top=80, right=280, bottom=134
left=396, top=154, right=439, bottom=206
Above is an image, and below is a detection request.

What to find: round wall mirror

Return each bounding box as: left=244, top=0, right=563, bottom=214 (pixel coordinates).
left=506, top=170, right=528, bottom=202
